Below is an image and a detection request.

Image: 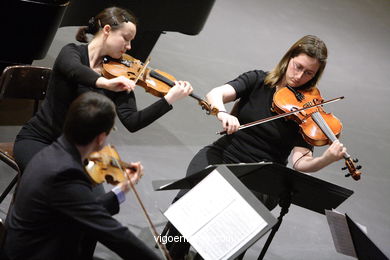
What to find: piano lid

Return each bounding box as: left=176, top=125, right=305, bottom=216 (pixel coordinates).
left=60, top=0, right=216, bottom=35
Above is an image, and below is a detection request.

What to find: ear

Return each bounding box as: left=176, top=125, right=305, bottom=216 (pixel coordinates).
left=95, top=132, right=108, bottom=150
left=102, top=24, right=111, bottom=36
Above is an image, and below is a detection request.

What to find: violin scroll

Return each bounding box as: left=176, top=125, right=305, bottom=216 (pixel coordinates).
left=198, top=100, right=219, bottom=115
left=342, top=157, right=362, bottom=181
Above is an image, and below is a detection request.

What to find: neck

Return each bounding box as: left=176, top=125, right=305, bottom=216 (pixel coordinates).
left=275, top=78, right=287, bottom=91
left=88, top=38, right=106, bottom=70
left=75, top=143, right=97, bottom=161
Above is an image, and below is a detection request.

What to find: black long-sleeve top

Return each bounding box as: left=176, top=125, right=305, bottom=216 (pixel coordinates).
left=17, top=43, right=172, bottom=143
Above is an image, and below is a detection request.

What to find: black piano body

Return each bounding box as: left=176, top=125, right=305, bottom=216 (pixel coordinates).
left=60, top=0, right=216, bottom=61
left=0, top=0, right=215, bottom=72
left=0, top=0, right=70, bottom=72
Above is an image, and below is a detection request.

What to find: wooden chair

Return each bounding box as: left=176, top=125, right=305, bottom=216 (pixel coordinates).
left=0, top=65, right=52, bottom=204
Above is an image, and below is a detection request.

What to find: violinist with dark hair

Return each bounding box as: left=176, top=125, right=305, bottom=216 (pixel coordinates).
left=13, top=6, right=193, bottom=172
left=165, top=35, right=348, bottom=259
left=2, top=92, right=161, bottom=260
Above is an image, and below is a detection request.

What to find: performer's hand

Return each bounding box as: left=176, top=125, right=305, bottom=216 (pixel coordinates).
left=322, top=140, right=346, bottom=163
left=164, top=81, right=193, bottom=104
left=118, top=161, right=144, bottom=193
left=96, top=76, right=136, bottom=92
left=217, top=111, right=240, bottom=134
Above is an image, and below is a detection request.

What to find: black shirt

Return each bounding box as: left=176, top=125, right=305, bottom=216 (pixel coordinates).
left=17, top=43, right=172, bottom=143
left=214, top=70, right=313, bottom=165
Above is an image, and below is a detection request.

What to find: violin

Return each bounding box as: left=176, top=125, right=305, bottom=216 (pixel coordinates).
left=217, top=86, right=362, bottom=181
left=102, top=54, right=218, bottom=116
left=272, top=86, right=362, bottom=180
left=85, top=145, right=173, bottom=260
left=85, top=145, right=136, bottom=185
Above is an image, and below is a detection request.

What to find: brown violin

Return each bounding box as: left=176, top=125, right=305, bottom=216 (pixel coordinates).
left=85, top=145, right=172, bottom=260
left=85, top=145, right=135, bottom=185
left=273, top=86, right=362, bottom=180
left=102, top=54, right=218, bottom=116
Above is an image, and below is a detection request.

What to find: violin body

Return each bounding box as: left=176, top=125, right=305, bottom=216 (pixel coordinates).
left=299, top=112, right=342, bottom=146
left=102, top=54, right=174, bottom=98
left=85, top=145, right=130, bottom=185
left=273, top=86, right=342, bottom=146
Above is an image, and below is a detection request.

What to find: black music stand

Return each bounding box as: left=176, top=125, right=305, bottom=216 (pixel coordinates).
left=326, top=210, right=389, bottom=260
left=153, top=162, right=354, bottom=259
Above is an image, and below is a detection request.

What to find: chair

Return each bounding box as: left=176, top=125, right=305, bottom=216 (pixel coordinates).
left=0, top=65, right=52, bottom=204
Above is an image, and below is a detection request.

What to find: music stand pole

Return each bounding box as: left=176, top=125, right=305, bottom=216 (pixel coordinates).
left=258, top=191, right=292, bottom=260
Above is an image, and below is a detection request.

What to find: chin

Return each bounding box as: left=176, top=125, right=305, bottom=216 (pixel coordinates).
left=287, top=82, right=298, bottom=88
left=110, top=53, right=122, bottom=59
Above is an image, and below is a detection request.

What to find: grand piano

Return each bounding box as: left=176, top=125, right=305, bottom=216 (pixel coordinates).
left=0, top=0, right=215, bottom=72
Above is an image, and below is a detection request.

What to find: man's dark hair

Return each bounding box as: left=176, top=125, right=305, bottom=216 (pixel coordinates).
left=64, top=92, right=116, bottom=145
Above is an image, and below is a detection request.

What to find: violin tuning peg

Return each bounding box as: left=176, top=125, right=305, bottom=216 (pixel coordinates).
left=341, top=166, right=347, bottom=171
left=345, top=173, right=351, bottom=178
left=356, top=165, right=362, bottom=170
left=353, top=158, right=359, bottom=163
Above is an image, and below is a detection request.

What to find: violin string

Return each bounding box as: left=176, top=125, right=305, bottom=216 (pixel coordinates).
left=311, top=112, right=351, bottom=159
left=311, top=112, right=337, bottom=142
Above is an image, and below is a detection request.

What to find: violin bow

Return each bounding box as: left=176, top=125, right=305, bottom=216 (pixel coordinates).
left=134, top=57, right=151, bottom=85
left=217, top=96, right=344, bottom=135
left=106, top=145, right=172, bottom=260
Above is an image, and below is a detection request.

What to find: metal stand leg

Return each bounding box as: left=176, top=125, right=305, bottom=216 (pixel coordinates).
left=258, top=192, right=292, bottom=260
left=0, top=175, right=18, bottom=204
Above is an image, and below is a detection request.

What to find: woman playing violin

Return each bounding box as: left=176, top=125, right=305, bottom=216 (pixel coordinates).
left=192, top=35, right=346, bottom=178
left=166, top=35, right=347, bottom=259
left=13, top=6, right=193, bottom=172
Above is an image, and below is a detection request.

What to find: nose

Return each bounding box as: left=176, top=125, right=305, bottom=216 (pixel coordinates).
left=295, top=70, right=304, bottom=80
left=125, top=41, right=131, bottom=50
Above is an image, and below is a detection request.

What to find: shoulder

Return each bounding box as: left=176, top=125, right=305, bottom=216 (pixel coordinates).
left=240, top=70, right=267, bottom=79
left=229, top=70, right=268, bottom=98
left=27, top=140, right=86, bottom=181
left=228, top=70, right=267, bottom=86
left=61, top=43, right=84, bottom=51
left=58, top=43, right=87, bottom=57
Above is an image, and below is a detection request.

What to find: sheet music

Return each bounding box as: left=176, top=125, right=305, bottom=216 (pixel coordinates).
left=164, top=169, right=268, bottom=260
left=325, top=210, right=357, bottom=258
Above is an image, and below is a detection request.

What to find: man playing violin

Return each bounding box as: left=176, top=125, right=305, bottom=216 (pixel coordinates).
left=2, top=92, right=160, bottom=260
left=165, top=35, right=347, bottom=259
left=13, top=6, right=193, bottom=173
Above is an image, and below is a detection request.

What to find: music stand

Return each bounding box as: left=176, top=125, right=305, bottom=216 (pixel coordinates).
left=326, top=210, right=389, bottom=260
left=153, top=162, right=354, bottom=259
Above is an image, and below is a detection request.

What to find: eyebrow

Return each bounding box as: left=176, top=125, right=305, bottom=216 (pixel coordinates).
left=294, top=60, right=316, bottom=73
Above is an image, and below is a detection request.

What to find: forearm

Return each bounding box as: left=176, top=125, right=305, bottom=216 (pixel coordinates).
left=116, top=93, right=172, bottom=132
left=294, top=154, right=336, bottom=173
left=206, top=84, right=236, bottom=111
left=293, top=141, right=346, bottom=173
